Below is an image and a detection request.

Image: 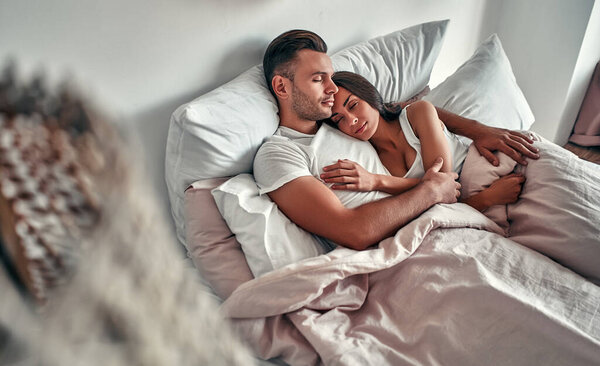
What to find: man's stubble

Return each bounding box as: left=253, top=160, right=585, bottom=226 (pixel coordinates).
left=291, top=83, right=331, bottom=122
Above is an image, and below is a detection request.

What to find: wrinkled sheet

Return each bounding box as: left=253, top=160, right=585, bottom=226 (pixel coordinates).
left=222, top=204, right=600, bottom=366
left=459, top=136, right=600, bottom=283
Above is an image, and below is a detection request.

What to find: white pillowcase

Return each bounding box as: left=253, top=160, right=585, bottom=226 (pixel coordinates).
left=423, top=34, right=535, bottom=132
left=166, top=20, right=449, bottom=248
left=213, top=125, right=394, bottom=277
left=332, top=19, right=448, bottom=103
left=211, top=174, right=327, bottom=277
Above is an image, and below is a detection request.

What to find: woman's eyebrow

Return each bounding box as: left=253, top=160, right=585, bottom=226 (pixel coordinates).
left=343, top=94, right=352, bottom=107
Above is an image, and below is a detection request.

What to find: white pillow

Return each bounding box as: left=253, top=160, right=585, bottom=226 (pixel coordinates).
left=331, top=19, right=448, bottom=103
left=219, top=125, right=391, bottom=277
left=311, top=124, right=391, bottom=208
left=211, top=174, right=328, bottom=277
left=167, top=20, right=450, bottom=248
left=423, top=34, right=535, bottom=132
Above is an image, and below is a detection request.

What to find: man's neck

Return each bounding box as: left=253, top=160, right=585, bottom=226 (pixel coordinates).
left=278, top=111, right=319, bottom=135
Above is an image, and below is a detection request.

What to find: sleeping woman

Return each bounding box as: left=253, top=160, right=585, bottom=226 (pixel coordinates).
left=321, top=71, right=527, bottom=212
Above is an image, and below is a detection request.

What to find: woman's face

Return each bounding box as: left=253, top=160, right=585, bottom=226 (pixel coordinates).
left=330, top=87, right=380, bottom=141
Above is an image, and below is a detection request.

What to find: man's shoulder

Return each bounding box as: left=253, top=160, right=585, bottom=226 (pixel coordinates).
left=256, top=134, right=302, bottom=157
left=255, top=129, right=312, bottom=160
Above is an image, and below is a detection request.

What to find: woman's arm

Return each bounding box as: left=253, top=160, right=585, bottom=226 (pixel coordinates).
left=435, top=107, right=539, bottom=166
left=405, top=100, right=453, bottom=172
left=321, top=159, right=420, bottom=195
left=462, top=173, right=526, bottom=211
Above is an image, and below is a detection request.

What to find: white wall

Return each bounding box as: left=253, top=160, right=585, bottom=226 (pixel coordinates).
left=555, top=0, right=600, bottom=144
left=1, top=0, right=596, bottom=227
left=0, top=0, right=493, bottom=226
left=491, top=0, right=596, bottom=143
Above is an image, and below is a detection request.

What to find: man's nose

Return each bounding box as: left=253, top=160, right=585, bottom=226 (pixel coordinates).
left=325, top=78, right=338, bottom=94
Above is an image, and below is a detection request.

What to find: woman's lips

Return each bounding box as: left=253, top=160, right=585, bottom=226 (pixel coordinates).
left=355, top=122, right=367, bottom=134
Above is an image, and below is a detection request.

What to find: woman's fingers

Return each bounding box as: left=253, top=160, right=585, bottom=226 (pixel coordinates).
left=323, top=159, right=360, bottom=171
left=508, top=130, right=535, bottom=144
left=331, top=183, right=358, bottom=190
left=320, top=168, right=356, bottom=179
left=322, top=176, right=357, bottom=184
left=504, top=137, right=540, bottom=161
left=478, top=147, right=500, bottom=166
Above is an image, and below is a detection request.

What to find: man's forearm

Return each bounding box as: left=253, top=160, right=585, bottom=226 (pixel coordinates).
left=267, top=176, right=441, bottom=252
left=342, top=182, right=439, bottom=249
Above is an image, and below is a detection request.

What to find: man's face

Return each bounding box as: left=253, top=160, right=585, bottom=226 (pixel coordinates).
left=288, top=49, right=338, bottom=121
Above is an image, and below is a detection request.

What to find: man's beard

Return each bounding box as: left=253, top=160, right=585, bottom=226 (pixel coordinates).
left=291, top=84, right=332, bottom=121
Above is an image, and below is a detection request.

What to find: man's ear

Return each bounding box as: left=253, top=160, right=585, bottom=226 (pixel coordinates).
left=272, top=75, right=290, bottom=99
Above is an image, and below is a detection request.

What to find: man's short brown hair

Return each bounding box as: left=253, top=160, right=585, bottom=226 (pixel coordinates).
left=263, top=30, right=327, bottom=97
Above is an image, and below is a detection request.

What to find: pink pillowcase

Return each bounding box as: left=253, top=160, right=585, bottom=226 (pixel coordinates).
left=184, top=178, right=253, bottom=300
left=459, top=144, right=518, bottom=232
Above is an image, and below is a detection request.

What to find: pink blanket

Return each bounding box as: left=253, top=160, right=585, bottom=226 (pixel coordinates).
left=222, top=204, right=600, bottom=365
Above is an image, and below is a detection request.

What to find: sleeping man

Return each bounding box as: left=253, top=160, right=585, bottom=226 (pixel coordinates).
left=253, top=29, right=540, bottom=250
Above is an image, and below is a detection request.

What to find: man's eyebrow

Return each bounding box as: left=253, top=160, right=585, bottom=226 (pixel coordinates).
left=312, top=71, right=328, bottom=76
left=342, top=94, right=351, bottom=107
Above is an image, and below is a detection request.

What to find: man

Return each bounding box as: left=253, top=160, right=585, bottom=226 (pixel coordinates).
left=253, top=30, right=539, bottom=250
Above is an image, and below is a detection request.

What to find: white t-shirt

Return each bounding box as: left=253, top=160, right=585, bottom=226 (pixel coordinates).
left=253, top=123, right=390, bottom=209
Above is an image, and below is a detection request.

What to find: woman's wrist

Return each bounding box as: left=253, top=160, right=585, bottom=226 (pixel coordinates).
left=373, top=174, right=384, bottom=191
left=463, top=190, right=491, bottom=212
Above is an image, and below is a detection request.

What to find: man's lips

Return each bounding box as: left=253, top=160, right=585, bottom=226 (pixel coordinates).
left=322, top=99, right=334, bottom=107
left=355, top=122, right=367, bottom=134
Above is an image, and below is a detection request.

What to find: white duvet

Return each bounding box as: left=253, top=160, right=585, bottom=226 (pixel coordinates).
left=220, top=141, right=600, bottom=366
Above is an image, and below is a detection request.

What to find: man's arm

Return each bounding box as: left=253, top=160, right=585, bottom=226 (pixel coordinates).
left=268, top=158, right=460, bottom=250
left=435, top=107, right=540, bottom=166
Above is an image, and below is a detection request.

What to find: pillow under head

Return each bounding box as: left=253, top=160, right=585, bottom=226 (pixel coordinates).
left=166, top=20, right=450, bottom=248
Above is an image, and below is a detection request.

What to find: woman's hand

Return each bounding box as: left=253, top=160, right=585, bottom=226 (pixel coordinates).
left=463, top=173, right=526, bottom=211
left=434, top=107, right=540, bottom=166
left=470, top=125, right=540, bottom=166
left=320, top=159, right=378, bottom=191
left=481, top=173, right=526, bottom=209
left=484, top=173, right=526, bottom=205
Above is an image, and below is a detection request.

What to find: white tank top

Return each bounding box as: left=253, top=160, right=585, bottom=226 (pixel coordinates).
left=397, top=107, right=470, bottom=179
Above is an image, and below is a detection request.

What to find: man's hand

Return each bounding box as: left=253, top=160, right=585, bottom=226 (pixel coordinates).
left=470, top=125, right=540, bottom=166
left=421, top=157, right=461, bottom=204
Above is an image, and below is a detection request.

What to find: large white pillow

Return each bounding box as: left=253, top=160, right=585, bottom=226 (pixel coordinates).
left=331, top=19, right=448, bottom=103
left=211, top=174, right=328, bottom=277
left=212, top=125, right=395, bottom=277
left=423, top=34, right=535, bottom=132
left=167, top=20, right=449, bottom=248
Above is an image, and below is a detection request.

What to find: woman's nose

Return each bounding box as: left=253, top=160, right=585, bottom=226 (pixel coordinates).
left=351, top=117, right=358, bottom=125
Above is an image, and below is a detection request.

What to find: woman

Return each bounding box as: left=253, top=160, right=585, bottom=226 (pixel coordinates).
left=321, top=71, right=525, bottom=212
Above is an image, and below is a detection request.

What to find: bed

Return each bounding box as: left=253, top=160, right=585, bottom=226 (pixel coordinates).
left=165, top=20, right=600, bottom=365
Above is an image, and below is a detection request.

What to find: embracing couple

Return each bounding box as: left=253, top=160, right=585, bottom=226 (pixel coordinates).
left=253, top=29, right=540, bottom=250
